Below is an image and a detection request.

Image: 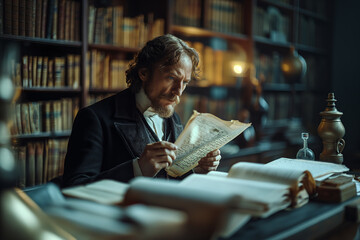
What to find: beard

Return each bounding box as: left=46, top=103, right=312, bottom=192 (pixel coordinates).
left=143, top=77, right=181, bottom=118
left=151, top=95, right=180, bottom=118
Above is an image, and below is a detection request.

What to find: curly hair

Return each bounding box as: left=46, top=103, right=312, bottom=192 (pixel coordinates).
left=125, top=34, right=200, bottom=93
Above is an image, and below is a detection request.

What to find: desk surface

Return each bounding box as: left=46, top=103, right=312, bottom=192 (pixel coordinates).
left=223, top=197, right=360, bottom=240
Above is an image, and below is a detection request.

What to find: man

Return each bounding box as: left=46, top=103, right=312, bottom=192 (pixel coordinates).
left=62, top=34, right=221, bottom=187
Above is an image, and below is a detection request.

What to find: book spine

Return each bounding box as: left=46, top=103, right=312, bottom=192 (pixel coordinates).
left=35, top=142, right=44, bottom=185
left=88, top=4, right=95, bottom=43
left=0, top=0, right=3, bottom=34
left=64, top=0, right=70, bottom=40
left=74, top=1, right=80, bottom=41
left=25, top=0, right=32, bottom=37
left=57, top=0, right=65, bottom=39
left=73, top=55, right=80, bottom=88
left=4, top=0, right=12, bottom=34
left=51, top=0, right=57, bottom=39
left=47, top=58, right=53, bottom=86
left=35, top=0, right=42, bottom=37
left=41, top=0, right=48, bottom=38
left=46, top=0, right=54, bottom=39
left=36, top=56, right=43, bottom=87
left=69, top=0, right=75, bottom=41
left=42, top=57, right=48, bottom=86
left=27, top=142, right=36, bottom=186
left=12, top=0, right=19, bottom=35
left=31, top=0, right=36, bottom=37
left=19, top=0, right=26, bottom=36
left=21, top=103, right=31, bottom=134
left=66, top=54, right=74, bottom=87
left=18, top=146, right=27, bottom=187
left=32, top=56, right=37, bottom=86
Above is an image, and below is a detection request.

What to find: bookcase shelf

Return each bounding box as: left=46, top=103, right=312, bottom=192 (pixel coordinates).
left=0, top=34, right=82, bottom=48
left=21, top=87, right=82, bottom=93
left=262, top=83, right=305, bottom=92
left=89, top=88, right=124, bottom=94
left=170, top=25, right=249, bottom=44
left=88, top=43, right=140, bottom=53
left=12, top=130, right=72, bottom=141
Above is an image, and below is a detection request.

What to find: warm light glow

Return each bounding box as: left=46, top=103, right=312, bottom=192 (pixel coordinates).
left=233, top=65, right=243, bottom=75
left=282, top=64, right=290, bottom=72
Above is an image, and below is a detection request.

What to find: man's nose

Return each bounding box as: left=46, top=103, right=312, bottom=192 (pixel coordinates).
left=172, top=81, right=183, bottom=96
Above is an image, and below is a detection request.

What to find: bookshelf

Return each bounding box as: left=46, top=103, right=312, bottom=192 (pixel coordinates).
left=0, top=0, right=334, bottom=186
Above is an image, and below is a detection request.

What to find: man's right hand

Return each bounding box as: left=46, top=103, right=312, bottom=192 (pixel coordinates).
left=138, top=141, right=177, bottom=177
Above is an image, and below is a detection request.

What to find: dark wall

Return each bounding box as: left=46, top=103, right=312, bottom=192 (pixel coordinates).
left=332, top=0, right=360, bottom=167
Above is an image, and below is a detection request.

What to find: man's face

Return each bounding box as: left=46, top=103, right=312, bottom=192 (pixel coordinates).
left=141, top=54, right=192, bottom=118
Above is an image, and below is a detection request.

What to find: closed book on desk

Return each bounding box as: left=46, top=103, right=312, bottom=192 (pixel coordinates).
left=316, top=175, right=357, bottom=203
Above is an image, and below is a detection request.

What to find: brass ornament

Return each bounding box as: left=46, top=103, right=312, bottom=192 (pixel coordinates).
left=317, top=93, right=345, bottom=164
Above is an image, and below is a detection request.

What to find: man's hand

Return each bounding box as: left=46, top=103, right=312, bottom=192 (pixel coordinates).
left=194, top=149, right=221, bottom=174
left=138, top=141, right=177, bottom=177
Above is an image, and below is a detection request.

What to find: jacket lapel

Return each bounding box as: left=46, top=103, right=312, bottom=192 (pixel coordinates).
left=112, top=89, right=152, bottom=157
left=112, top=88, right=184, bottom=157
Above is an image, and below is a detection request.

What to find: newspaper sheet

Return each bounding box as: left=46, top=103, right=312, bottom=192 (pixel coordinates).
left=166, top=111, right=251, bottom=177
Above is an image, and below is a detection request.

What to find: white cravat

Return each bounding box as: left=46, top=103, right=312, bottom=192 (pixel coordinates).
left=144, top=109, right=164, bottom=140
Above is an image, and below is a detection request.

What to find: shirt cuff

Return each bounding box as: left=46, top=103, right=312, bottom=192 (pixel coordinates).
left=132, top=157, right=143, bottom=177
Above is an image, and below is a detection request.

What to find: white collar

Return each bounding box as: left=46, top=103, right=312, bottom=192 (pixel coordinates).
left=135, top=88, right=157, bottom=117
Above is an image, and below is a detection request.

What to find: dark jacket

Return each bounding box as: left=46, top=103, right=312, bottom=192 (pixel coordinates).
left=62, top=88, right=185, bottom=187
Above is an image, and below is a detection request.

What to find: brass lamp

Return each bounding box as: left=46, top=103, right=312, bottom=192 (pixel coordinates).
left=281, top=46, right=307, bottom=84
left=280, top=46, right=307, bottom=118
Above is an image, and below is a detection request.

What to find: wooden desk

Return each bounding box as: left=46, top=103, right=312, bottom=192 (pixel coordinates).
left=222, top=197, right=360, bottom=240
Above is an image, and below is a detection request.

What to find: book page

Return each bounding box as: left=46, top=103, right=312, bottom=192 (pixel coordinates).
left=166, top=111, right=251, bottom=177
left=228, top=162, right=305, bottom=187
left=180, top=174, right=291, bottom=217
left=228, top=162, right=316, bottom=197
left=266, top=158, right=349, bottom=178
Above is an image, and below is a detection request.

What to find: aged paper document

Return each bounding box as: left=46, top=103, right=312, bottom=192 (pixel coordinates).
left=166, top=111, right=251, bottom=177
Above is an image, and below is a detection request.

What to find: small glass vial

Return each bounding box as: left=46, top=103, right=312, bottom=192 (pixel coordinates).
left=296, top=133, right=315, bottom=160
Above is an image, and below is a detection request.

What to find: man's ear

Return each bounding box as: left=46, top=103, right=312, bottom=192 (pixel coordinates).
left=138, top=68, right=148, bottom=82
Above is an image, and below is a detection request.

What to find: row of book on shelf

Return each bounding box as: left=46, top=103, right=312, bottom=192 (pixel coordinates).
left=11, top=54, right=81, bottom=88
left=173, top=0, right=244, bottom=34
left=11, top=98, right=79, bottom=136
left=298, top=15, right=327, bottom=48
left=86, top=50, right=129, bottom=90
left=13, top=139, right=68, bottom=187
left=254, top=5, right=290, bottom=43
left=177, top=93, right=239, bottom=125
left=86, top=40, right=243, bottom=90
left=1, top=0, right=80, bottom=41
left=88, top=3, right=164, bottom=47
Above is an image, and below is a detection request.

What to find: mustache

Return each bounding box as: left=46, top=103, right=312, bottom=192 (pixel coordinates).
left=162, top=94, right=180, bottom=104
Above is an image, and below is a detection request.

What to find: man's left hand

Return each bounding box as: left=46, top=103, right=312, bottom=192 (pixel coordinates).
left=194, top=149, right=221, bottom=174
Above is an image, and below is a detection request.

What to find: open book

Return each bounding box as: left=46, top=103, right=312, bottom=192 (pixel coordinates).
left=179, top=161, right=316, bottom=218
left=166, top=110, right=251, bottom=177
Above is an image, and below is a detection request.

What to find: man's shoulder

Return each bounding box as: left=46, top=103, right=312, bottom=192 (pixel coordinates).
left=88, top=88, right=131, bottom=110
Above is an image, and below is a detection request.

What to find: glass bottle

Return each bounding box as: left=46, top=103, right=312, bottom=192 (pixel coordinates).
left=296, top=133, right=315, bottom=160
